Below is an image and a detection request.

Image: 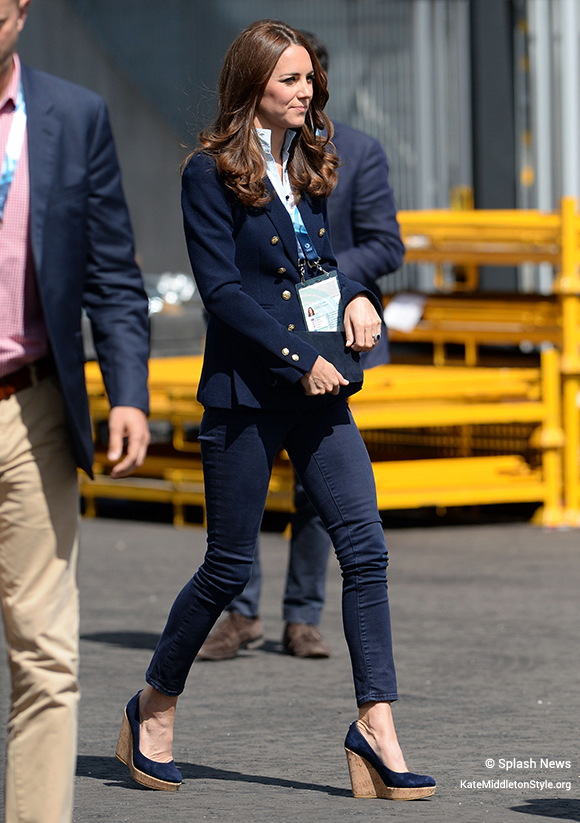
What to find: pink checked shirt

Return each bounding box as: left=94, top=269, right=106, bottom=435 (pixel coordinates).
left=0, top=54, right=48, bottom=378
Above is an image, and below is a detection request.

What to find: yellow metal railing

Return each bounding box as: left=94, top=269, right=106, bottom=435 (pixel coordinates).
left=349, top=348, right=563, bottom=525
left=80, top=197, right=580, bottom=527
left=81, top=348, right=564, bottom=528
left=396, top=196, right=580, bottom=525
left=383, top=293, right=560, bottom=366
left=554, top=198, right=580, bottom=524
left=400, top=207, right=562, bottom=266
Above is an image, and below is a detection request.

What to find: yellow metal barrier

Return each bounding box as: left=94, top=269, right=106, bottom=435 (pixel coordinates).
left=81, top=349, right=564, bottom=527
left=82, top=356, right=293, bottom=525
left=350, top=348, right=563, bottom=525
left=399, top=208, right=562, bottom=266
left=554, top=198, right=580, bottom=524
left=79, top=198, right=580, bottom=527
left=394, top=196, right=580, bottom=524
left=383, top=293, right=560, bottom=366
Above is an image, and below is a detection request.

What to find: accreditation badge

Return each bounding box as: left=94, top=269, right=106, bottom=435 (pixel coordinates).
left=296, top=271, right=344, bottom=332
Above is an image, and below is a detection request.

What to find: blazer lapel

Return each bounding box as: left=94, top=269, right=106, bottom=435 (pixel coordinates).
left=262, top=181, right=301, bottom=269
left=21, top=64, right=60, bottom=275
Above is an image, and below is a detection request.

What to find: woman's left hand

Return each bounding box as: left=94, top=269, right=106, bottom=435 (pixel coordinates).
left=344, top=295, right=382, bottom=352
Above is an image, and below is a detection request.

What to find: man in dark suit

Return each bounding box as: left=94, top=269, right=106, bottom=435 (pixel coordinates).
left=198, top=31, right=404, bottom=661
left=0, top=1, right=150, bottom=819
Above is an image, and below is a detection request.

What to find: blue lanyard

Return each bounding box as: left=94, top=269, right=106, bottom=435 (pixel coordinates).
left=0, top=81, right=26, bottom=224
left=290, top=207, right=318, bottom=263
left=289, top=205, right=323, bottom=283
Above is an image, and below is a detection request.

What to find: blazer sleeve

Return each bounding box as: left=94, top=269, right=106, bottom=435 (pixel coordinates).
left=332, top=136, right=405, bottom=287
left=80, top=98, right=150, bottom=412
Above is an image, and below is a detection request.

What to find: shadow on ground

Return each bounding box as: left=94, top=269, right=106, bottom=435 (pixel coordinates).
left=510, top=799, right=580, bottom=821
left=80, top=631, right=160, bottom=650
left=80, top=632, right=286, bottom=655
left=76, top=754, right=352, bottom=798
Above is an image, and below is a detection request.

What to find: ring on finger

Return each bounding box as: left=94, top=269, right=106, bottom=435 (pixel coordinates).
left=372, top=332, right=381, bottom=343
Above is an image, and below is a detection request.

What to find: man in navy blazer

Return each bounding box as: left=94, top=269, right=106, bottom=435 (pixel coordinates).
left=327, top=120, right=405, bottom=368
left=0, top=1, right=150, bottom=820
left=198, top=33, right=404, bottom=661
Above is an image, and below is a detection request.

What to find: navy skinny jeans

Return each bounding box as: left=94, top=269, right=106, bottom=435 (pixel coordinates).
left=227, top=475, right=331, bottom=624
left=146, top=400, right=398, bottom=706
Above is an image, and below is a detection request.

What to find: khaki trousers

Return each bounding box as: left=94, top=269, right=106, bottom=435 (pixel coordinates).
left=0, top=376, right=80, bottom=823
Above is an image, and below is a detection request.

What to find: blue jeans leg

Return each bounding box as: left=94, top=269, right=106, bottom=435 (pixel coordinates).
left=229, top=472, right=331, bottom=624
left=285, top=403, right=397, bottom=706
left=227, top=545, right=262, bottom=619
left=283, top=473, right=331, bottom=625
left=146, top=402, right=397, bottom=705
left=146, top=408, right=278, bottom=695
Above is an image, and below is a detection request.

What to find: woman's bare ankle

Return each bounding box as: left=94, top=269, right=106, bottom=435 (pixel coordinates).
left=138, top=686, right=178, bottom=763
left=139, top=685, right=177, bottom=719
left=357, top=701, right=408, bottom=773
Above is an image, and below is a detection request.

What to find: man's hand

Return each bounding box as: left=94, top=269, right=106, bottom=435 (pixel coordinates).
left=300, top=356, right=349, bottom=396
left=107, top=406, right=150, bottom=478
left=344, top=295, right=382, bottom=352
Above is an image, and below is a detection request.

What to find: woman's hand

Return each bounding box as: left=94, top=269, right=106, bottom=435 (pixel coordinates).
left=344, top=295, right=382, bottom=352
left=300, top=356, right=349, bottom=396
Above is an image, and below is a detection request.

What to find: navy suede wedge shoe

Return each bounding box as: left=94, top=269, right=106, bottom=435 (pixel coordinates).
left=116, top=691, right=182, bottom=791
left=345, top=722, right=435, bottom=800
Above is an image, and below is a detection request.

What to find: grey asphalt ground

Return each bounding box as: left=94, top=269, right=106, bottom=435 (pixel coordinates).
left=0, top=516, right=578, bottom=822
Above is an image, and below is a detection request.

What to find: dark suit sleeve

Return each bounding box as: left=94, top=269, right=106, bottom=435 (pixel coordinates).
left=81, top=99, right=150, bottom=412
left=333, top=137, right=405, bottom=288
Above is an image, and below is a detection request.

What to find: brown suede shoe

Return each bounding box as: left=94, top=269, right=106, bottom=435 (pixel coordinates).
left=197, top=612, right=264, bottom=660
left=282, top=623, right=332, bottom=658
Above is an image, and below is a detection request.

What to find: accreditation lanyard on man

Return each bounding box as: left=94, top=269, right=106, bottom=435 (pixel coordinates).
left=0, top=80, right=26, bottom=226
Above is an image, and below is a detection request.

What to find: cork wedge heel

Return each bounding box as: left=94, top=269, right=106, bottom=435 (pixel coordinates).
left=115, top=692, right=182, bottom=791
left=344, top=722, right=436, bottom=801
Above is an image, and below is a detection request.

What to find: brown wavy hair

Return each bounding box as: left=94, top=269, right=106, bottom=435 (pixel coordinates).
left=185, top=19, right=339, bottom=207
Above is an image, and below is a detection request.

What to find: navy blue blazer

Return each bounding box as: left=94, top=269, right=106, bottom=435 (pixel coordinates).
left=182, top=152, right=382, bottom=412
left=328, top=122, right=405, bottom=367
left=21, top=63, right=149, bottom=475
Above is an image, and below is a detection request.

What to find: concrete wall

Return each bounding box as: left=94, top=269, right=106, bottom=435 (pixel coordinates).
left=18, top=0, right=473, bottom=295
left=18, top=0, right=189, bottom=275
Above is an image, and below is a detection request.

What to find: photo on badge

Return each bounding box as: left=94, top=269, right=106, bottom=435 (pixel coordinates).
left=296, top=271, right=344, bottom=331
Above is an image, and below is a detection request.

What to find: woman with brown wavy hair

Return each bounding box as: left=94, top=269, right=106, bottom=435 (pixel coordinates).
left=116, top=19, right=435, bottom=802
left=194, top=19, right=338, bottom=206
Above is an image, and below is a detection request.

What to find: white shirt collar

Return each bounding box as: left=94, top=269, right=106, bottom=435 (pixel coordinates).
left=256, top=128, right=297, bottom=162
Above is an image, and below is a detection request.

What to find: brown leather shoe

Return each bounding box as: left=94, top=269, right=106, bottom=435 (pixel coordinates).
left=197, top=612, right=263, bottom=660
left=282, top=623, right=332, bottom=658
